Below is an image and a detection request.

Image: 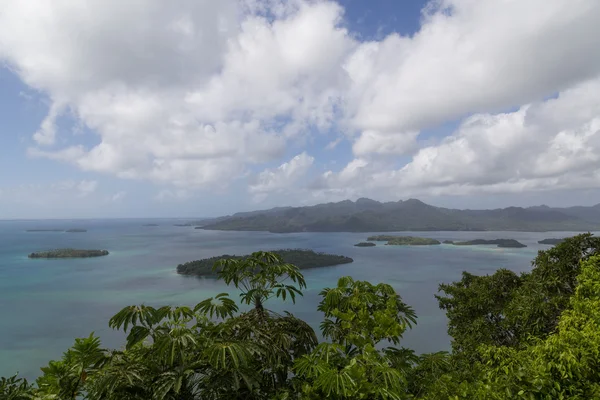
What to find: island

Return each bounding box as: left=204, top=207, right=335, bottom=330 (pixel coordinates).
left=28, top=249, right=110, bottom=259
left=174, top=223, right=192, bottom=227
left=452, top=239, right=526, bottom=248
left=367, top=235, right=440, bottom=245
left=143, top=224, right=159, bottom=227
left=354, top=242, right=376, bottom=247
left=66, top=229, right=87, bottom=233
left=538, top=238, right=565, bottom=245
left=177, top=249, right=353, bottom=277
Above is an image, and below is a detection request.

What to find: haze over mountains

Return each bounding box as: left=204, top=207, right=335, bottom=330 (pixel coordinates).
left=197, top=199, right=600, bottom=233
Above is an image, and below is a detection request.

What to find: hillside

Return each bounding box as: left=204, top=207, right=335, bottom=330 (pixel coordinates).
left=196, top=198, right=600, bottom=233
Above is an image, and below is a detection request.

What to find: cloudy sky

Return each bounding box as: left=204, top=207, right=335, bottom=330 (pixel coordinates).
left=1, top=0, right=600, bottom=219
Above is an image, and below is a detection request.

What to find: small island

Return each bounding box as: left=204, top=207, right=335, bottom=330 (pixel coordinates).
left=66, top=229, right=87, bottom=233
left=354, top=242, right=376, bottom=247
left=177, top=249, right=353, bottom=277
left=538, top=238, right=565, bottom=245
left=367, top=235, right=440, bottom=246
left=452, top=239, right=526, bottom=248
left=174, top=223, right=192, bottom=227
left=29, top=249, right=109, bottom=259
left=143, top=224, right=159, bottom=227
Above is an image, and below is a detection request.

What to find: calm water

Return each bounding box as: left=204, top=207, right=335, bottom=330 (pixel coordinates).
left=0, top=219, right=583, bottom=379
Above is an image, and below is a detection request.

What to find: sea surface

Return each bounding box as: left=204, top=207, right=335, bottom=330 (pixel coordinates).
left=0, top=219, right=587, bottom=379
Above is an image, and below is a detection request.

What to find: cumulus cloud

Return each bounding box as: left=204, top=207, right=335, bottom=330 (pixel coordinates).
left=319, top=77, right=600, bottom=198
left=155, top=189, right=191, bottom=202
left=249, top=152, right=314, bottom=201
left=2, top=0, right=600, bottom=203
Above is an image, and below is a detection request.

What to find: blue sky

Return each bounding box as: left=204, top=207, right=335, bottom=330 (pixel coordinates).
left=1, top=0, right=600, bottom=218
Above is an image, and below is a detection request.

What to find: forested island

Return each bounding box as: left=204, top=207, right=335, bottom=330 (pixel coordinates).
left=26, top=229, right=87, bottom=233
left=367, top=235, right=441, bottom=245
left=177, top=249, right=353, bottom=277
left=452, top=239, right=527, bottom=248
left=354, top=242, right=376, bottom=247
left=538, top=238, right=565, bottom=245
left=28, top=249, right=109, bottom=259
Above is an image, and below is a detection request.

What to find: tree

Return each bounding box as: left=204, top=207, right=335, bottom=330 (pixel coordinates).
left=293, top=276, right=417, bottom=399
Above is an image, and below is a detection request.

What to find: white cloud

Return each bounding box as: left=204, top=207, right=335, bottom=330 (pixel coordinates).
left=249, top=152, right=314, bottom=198
left=325, top=138, right=342, bottom=150
left=318, top=77, right=600, bottom=198
left=352, top=130, right=418, bottom=157
left=2, top=0, right=600, bottom=204
left=110, top=191, right=126, bottom=202
left=155, top=189, right=191, bottom=202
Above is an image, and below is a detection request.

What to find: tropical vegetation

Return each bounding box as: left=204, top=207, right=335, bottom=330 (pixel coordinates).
left=4, top=234, right=600, bottom=399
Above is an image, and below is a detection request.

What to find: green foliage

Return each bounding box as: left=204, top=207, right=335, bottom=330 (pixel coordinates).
left=292, top=277, right=417, bottom=399
left=176, top=249, right=353, bottom=276
left=437, top=269, right=522, bottom=358
left=0, top=375, right=34, bottom=400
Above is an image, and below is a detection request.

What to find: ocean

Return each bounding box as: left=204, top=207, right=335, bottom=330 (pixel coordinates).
left=0, top=219, right=580, bottom=379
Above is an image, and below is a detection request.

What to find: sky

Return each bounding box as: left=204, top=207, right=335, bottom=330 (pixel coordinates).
left=1, top=0, right=600, bottom=219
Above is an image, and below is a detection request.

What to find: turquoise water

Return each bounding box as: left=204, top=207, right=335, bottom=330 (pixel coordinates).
left=0, top=219, right=581, bottom=379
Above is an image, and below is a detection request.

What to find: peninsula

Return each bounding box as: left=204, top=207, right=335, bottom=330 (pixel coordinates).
left=28, top=249, right=110, bottom=259
left=367, top=235, right=441, bottom=245
left=177, top=249, right=353, bottom=277
left=452, top=239, right=526, bottom=248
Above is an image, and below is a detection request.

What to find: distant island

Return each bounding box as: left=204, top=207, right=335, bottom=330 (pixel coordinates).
left=367, top=235, right=441, bottom=245
left=143, top=224, right=159, bottom=227
left=174, top=223, right=192, bottom=227
left=177, top=249, right=353, bottom=277
left=195, top=198, right=600, bottom=233
left=26, top=229, right=87, bottom=233
left=354, top=242, right=376, bottom=247
left=538, top=238, right=565, bottom=245
left=452, top=239, right=526, bottom=248
left=28, top=249, right=110, bottom=259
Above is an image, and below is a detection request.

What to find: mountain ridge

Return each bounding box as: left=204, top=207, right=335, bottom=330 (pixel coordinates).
left=196, top=198, right=600, bottom=233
